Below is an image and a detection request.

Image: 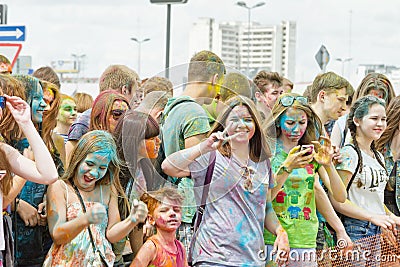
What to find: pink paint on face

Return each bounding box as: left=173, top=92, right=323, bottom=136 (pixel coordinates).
left=279, top=107, right=308, bottom=143
left=108, top=100, right=129, bottom=133
left=151, top=197, right=182, bottom=232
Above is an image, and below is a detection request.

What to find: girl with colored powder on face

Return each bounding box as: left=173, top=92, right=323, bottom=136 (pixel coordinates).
left=264, top=93, right=346, bottom=267
left=131, top=187, right=188, bottom=267
left=331, top=96, right=400, bottom=266
left=5, top=74, right=61, bottom=266
left=65, top=90, right=130, bottom=166
left=113, top=110, right=161, bottom=262
left=162, top=96, right=290, bottom=267
left=44, top=130, right=148, bottom=267
left=54, top=94, right=77, bottom=144
left=0, top=75, right=58, bottom=265
left=39, top=80, right=67, bottom=168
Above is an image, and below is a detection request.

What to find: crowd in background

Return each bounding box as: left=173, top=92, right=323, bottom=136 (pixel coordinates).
left=0, top=50, right=399, bottom=267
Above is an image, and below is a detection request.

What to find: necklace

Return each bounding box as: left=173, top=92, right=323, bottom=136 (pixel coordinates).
left=241, top=165, right=257, bottom=192
left=221, top=154, right=257, bottom=193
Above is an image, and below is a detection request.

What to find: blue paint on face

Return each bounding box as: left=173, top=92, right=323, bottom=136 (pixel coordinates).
left=92, top=150, right=112, bottom=164
left=31, top=83, right=47, bottom=124
left=278, top=108, right=308, bottom=143
left=76, top=151, right=111, bottom=191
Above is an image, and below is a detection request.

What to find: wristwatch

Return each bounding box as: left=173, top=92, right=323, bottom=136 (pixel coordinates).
left=277, top=165, right=292, bottom=175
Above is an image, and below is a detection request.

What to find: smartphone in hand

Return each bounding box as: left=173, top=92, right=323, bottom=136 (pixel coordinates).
left=300, top=144, right=314, bottom=156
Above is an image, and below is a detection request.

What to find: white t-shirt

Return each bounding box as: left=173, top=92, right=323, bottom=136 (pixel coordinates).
left=189, top=151, right=273, bottom=267
left=336, top=145, right=388, bottom=215
left=334, top=114, right=352, bottom=147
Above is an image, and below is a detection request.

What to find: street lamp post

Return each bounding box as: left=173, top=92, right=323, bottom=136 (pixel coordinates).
left=236, top=1, right=266, bottom=77
left=131, top=37, right=150, bottom=76
left=336, top=57, right=352, bottom=76
left=71, top=53, right=86, bottom=88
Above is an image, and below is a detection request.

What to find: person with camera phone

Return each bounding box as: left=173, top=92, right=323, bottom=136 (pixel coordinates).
left=264, top=93, right=349, bottom=266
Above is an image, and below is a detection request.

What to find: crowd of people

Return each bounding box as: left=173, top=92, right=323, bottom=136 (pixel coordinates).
left=0, top=50, right=399, bottom=267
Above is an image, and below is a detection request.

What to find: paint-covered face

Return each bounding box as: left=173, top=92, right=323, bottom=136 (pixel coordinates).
left=225, top=105, right=256, bottom=144
left=368, top=89, right=386, bottom=100
left=31, top=84, right=47, bottom=124
left=279, top=107, right=308, bottom=143
left=323, top=88, right=348, bottom=120
left=139, top=136, right=161, bottom=159
left=356, top=103, right=386, bottom=141
left=262, top=84, right=284, bottom=109
left=151, top=197, right=182, bottom=232
left=108, top=100, right=129, bottom=133
left=75, top=151, right=111, bottom=191
left=58, top=99, right=77, bottom=125
left=43, top=89, right=55, bottom=111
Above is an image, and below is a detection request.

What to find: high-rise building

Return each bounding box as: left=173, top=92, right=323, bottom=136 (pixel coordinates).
left=189, top=18, right=296, bottom=81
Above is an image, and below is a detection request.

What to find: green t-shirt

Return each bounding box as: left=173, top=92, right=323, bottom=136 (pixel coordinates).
left=264, top=149, right=320, bottom=248
left=162, top=96, right=211, bottom=223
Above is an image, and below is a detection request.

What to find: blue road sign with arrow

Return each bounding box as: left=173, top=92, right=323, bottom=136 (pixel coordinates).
left=0, top=25, right=25, bottom=42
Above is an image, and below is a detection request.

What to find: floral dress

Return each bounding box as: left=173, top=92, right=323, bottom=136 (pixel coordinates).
left=43, top=182, right=114, bottom=267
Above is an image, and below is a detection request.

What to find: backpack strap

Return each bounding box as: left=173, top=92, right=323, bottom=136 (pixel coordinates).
left=157, top=98, right=196, bottom=186
left=193, top=150, right=216, bottom=232
left=341, top=123, right=349, bottom=148
left=343, top=144, right=361, bottom=192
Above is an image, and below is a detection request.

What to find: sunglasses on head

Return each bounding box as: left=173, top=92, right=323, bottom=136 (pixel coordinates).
left=279, top=95, right=308, bottom=107
left=0, top=96, right=6, bottom=109
left=111, top=109, right=126, bottom=120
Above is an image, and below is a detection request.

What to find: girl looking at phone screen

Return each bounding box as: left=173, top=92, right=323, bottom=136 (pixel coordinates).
left=264, top=93, right=346, bottom=267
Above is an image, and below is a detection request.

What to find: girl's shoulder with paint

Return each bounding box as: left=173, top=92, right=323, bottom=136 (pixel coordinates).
left=49, top=179, right=66, bottom=190
left=339, top=144, right=357, bottom=157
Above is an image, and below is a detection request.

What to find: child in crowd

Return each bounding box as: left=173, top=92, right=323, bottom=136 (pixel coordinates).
left=131, top=187, right=187, bottom=267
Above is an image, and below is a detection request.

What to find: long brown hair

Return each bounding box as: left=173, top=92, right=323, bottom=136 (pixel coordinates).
left=0, top=144, right=13, bottom=195
left=352, top=73, right=395, bottom=106
left=113, top=110, right=159, bottom=190
left=209, top=96, right=271, bottom=162
left=41, top=80, right=61, bottom=153
left=0, top=75, right=26, bottom=143
left=376, top=96, right=400, bottom=153
left=90, top=90, right=130, bottom=132
left=62, top=130, right=130, bottom=215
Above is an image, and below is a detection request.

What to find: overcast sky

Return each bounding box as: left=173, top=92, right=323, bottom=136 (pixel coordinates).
left=2, top=0, right=400, bottom=89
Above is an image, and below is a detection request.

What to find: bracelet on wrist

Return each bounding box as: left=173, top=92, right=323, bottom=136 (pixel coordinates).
left=277, top=165, right=292, bottom=175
